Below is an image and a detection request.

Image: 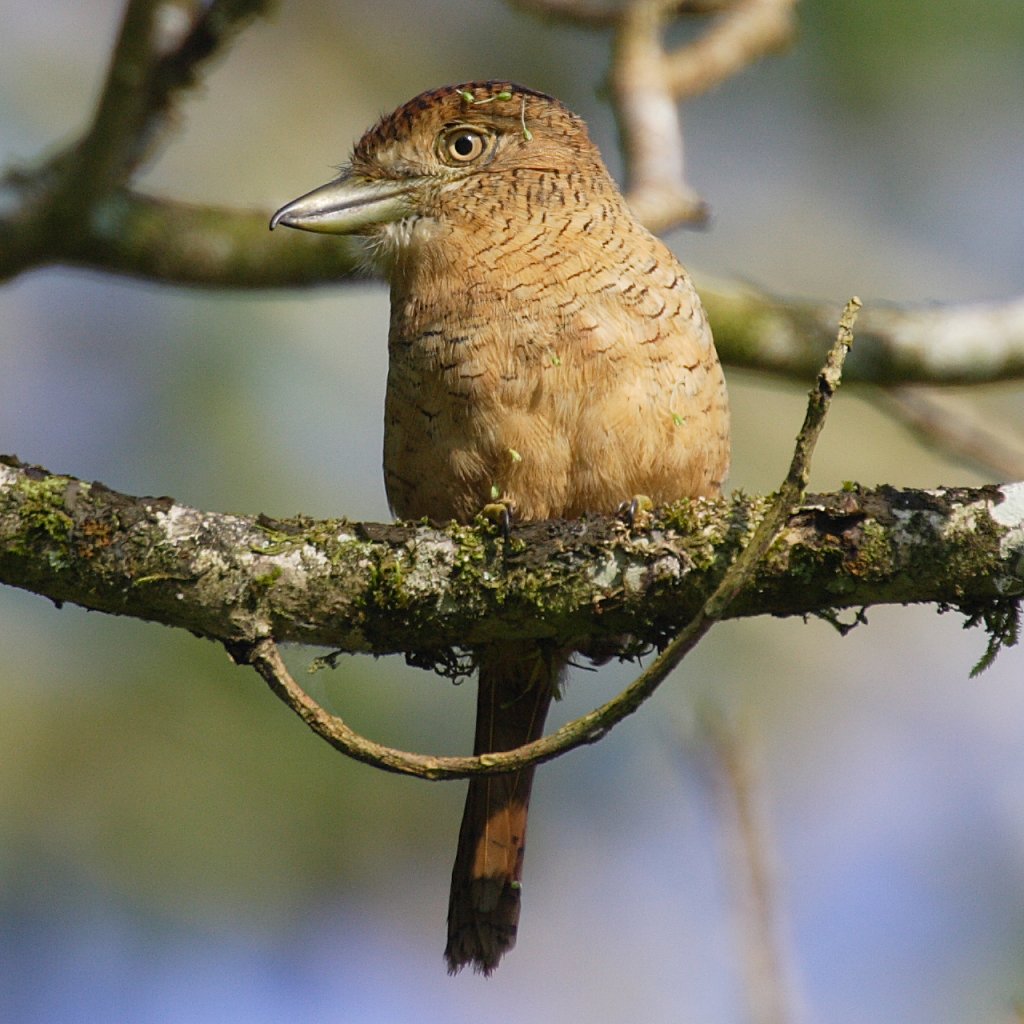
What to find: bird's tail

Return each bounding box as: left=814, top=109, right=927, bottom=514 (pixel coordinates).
left=444, top=641, right=565, bottom=975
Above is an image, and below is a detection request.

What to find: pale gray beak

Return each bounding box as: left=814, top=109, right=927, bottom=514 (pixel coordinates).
left=269, top=174, right=416, bottom=234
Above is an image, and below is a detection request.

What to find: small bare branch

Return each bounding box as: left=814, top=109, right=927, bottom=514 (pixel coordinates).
left=507, top=0, right=625, bottom=23
left=705, top=711, right=794, bottom=1024
left=509, top=0, right=742, bottom=29
left=615, top=0, right=796, bottom=228
left=664, top=0, right=797, bottom=98
left=612, top=0, right=710, bottom=229
left=509, top=0, right=796, bottom=231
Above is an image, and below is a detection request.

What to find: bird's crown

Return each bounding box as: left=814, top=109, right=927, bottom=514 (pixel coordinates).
left=350, top=81, right=595, bottom=179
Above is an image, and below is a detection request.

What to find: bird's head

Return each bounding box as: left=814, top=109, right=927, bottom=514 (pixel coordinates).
left=270, top=82, right=607, bottom=273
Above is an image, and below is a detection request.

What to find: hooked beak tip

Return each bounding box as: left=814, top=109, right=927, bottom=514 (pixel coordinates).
left=268, top=204, right=296, bottom=231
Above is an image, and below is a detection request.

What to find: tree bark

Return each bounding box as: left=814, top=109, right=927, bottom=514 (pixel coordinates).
left=2, top=455, right=1021, bottom=663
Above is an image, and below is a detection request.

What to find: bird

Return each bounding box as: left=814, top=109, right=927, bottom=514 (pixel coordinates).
left=270, top=81, right=730, bottom=975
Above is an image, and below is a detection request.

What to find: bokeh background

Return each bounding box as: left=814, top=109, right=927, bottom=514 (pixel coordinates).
left=2, top=2, right=1023, bottom=1022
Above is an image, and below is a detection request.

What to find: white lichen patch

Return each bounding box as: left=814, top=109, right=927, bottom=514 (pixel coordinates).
left=886, top=494, right=954, bottom=547
left=621, top=562, right=649, bottom=593
left=991, top=482, right=1024, bottom=530
left=266, top=542, right=333, bottom=578
left=402, top=534, right=461, bottom=601
left=588, top=551, right=624, bottom=590
left=589, top=542, right=683, bottom=595
left=155, top=504, right=336, bottom=585
left=155, top=503, right=212, bottom=546
left=938, top=494, right=984, bottom=534
left=991, top=482, right=1024, bottom=572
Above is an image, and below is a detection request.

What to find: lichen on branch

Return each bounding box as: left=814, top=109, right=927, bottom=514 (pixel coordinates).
left=1, top=455, right=1021, bottom=664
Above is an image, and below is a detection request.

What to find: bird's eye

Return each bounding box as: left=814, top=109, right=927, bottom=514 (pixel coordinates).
left=441, top=128, right=488, bottom=164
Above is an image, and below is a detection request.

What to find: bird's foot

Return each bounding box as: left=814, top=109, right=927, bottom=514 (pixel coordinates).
left=617, top=494, right=653, bottom=529
left=478, top=498, right=515, bottom=541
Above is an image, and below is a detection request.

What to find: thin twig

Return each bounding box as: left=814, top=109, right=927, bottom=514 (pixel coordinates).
left=705, top=710, right=793, bottom=1024
left=613, top=0, right=709, bottom=228
left=607, top=0, right=796, bottom=229
left=0, top=0, right=270, bottom=282
left=664, top=0, right=797, bottom=98
left=243, top=299, right=861, bottom=781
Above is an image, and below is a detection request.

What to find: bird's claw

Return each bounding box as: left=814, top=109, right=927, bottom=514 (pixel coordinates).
left=617, top=494, right=653, bottom=529
left=480, top=499, right=515, bottom=541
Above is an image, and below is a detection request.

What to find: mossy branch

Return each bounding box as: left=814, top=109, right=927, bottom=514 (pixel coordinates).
left=3, top=456, right=1022, bottom=780
left=3, top=450, right=1022, bottom=646
left=3, top=454, right=1021, bottom=657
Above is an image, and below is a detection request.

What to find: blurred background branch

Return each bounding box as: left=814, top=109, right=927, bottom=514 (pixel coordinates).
left=0, top=0, right=274, bottom=281
left=872, top=385, right=1024, bottom=483
left=703, top=709, right=795, bottom=1024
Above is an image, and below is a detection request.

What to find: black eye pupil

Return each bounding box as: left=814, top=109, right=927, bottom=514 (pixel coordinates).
left=453, top=134, right=475, bottom=156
